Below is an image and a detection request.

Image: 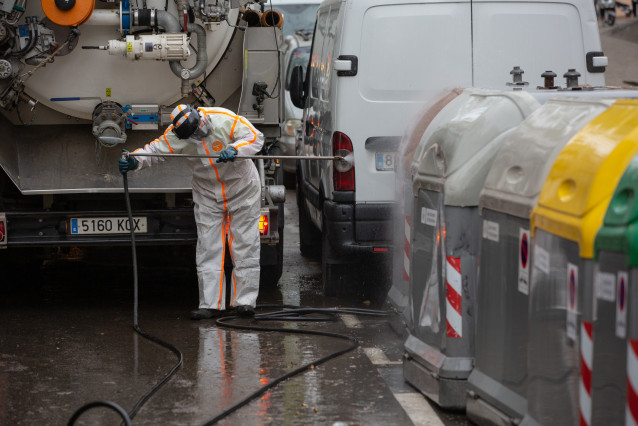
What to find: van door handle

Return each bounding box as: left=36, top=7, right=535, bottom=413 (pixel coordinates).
left=334, top=55, right=358, bottom=77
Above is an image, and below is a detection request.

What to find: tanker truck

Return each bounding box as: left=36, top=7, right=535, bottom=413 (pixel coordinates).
left=0, top=0, right=286, bottom=285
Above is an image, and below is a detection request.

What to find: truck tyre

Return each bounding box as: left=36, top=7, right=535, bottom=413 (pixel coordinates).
left=260, top=144, right=285, bottom=287
left=283, top=171, right=296, bottom=189
left=260, top=233, right=284, bottom=287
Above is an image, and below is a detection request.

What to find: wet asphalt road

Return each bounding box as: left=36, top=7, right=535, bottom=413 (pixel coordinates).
left=0, top=188, right=467, bottom=426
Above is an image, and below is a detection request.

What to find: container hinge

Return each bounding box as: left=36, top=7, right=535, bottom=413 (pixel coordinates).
left=335, top=55, right=358, bottom=77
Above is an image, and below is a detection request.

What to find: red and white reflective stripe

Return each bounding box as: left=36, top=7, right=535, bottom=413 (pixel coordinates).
left=446, top=256, right=462, bottom=338
left=403, top=216, right=411, bottom=282
left=579, top=321, right=593, bottom=426
left=627, top=339, right=638, bottom=426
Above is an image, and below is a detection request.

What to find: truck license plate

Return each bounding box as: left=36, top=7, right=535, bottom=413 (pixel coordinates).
left=376, top=152, right=395, bottom=171
left=70, top=217, right=148, bottom=235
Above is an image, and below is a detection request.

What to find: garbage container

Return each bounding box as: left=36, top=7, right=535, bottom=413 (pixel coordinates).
left=403, top=88, right=540, bottom=409
left=525, top=99, right=638, bottom=426
left=592, top=147, right=638, bottom=426
left=389, top=88, right=463, bottom=334
left=466, top=97, right=614, bottom=425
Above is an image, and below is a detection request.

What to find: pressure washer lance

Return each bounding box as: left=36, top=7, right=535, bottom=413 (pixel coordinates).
left=125, top=151, right=349, bottom=162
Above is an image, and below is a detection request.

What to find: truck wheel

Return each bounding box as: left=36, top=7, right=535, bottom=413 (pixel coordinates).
left=259, top=144, right=285, bottom=287
left=283, top=171, right=296, bottom=189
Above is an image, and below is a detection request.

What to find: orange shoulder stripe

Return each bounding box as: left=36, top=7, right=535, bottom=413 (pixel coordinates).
left=233, top=117, right=258, bottom=149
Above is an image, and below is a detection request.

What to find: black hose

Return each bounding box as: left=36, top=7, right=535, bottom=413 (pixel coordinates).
left=198, top=305, right=390, bottom=425
left=68, top=172, right=391, bottom=426
left=67, top=401, right=132, bottom=426
left=10, top=21, right=37, bottom=58
left=67, top=173, right=184, bottom=425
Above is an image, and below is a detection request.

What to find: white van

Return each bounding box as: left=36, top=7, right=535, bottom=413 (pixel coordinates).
left=290, top=0, right=607, bottom=296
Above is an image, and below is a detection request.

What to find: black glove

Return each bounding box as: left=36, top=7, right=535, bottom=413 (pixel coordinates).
left=216, top=147, right=238, bottom=163
left=119, top=150, right=139, bottom=174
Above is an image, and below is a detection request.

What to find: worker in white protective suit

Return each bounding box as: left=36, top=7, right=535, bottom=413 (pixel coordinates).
left=118, top=105, right=264, bottom=320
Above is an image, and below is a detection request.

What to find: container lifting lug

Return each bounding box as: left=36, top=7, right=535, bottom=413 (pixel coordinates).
left=538, top=70, right=558, bottom=90
left=506, top=66, right=529, bottom=90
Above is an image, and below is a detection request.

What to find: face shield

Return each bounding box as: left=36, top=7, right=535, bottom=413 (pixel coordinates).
left=189, top=112, right=212, bottom=142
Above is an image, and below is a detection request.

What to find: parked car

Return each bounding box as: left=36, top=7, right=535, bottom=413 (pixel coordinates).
left=268, top=0, right=320, bottom=187
left=281, top=38, right=311, bottom=187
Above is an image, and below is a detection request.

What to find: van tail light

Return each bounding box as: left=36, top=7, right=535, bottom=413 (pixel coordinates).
left=0, top=213, right=6, bottom=246
left=259, top=211, right=270, bottom=236
left=333, top=132, right=355, bottom=191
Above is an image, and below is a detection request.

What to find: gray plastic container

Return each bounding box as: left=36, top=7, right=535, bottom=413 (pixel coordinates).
left=389, top=89, right=463, bottom=335
left=467, top=97, right=613, bottom=425
left=403, top=88, right=540, bottom=409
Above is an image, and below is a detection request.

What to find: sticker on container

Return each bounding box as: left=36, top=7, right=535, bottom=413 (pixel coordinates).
left=421, top=208, right=437, bottom=227
left=617, top=271, right=628, bottom=339
left=567, top=263, right=578, bottom=342
left=518, top=229, right=530, bottom=295
left=596, top=272, right=616, bottom=302
left=482, top=220, right=499, bottom=242
left=534, top=244, right=550, bottom=274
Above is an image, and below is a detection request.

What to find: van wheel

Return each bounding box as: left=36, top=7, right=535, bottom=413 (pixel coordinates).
left=321, top=214, right=350, bottom=297
left=297, top=187, right=320, bottom=258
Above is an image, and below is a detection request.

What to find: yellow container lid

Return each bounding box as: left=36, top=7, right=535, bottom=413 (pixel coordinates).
left=531, top=99, right=638, bottom=258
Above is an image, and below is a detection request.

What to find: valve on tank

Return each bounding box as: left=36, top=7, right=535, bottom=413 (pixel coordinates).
left=92, top=101, right=128, bottom=147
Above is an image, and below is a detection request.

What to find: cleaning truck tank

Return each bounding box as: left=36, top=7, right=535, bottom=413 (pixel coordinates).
left=0, top=0, right=287, bottom=287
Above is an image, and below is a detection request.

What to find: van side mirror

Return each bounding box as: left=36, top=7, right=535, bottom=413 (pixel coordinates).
left=290, top=66, right=306, bottom=109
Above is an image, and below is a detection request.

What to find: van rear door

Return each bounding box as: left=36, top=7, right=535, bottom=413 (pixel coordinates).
left=471, top=0, right=606, bottom=89
left=336, top=0, right=473, bottom=204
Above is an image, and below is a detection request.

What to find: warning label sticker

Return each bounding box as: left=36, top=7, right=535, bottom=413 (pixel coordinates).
left=617, top=271, right=628, bottom=339
left=567, top=263, right=578, bottom=342
left=518, top=229, right=530, bottom=295
left=534, top=244, right=550, bottom=275
left=482, top=220, right=499, bottom=242
left=421, top=208, right=437, bottom=227
left=596, top=272, right=616, bottom=302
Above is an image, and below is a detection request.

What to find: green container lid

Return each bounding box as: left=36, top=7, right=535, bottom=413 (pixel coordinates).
left=595, top=152, right=638, bottom=265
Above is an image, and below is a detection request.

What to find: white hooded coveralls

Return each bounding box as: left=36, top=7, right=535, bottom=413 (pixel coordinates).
left=133, top=107, right=265, bottom=309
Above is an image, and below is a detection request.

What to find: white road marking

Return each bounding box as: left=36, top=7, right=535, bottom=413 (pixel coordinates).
left=394, top=392, right=445, bottom=426
left=340, top=314, right=362, bottom=329
left=363, top=347, right=402, bottom=365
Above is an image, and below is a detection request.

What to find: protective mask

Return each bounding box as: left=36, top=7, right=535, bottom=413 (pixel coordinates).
left=189, top=120, right=212, bottom=142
